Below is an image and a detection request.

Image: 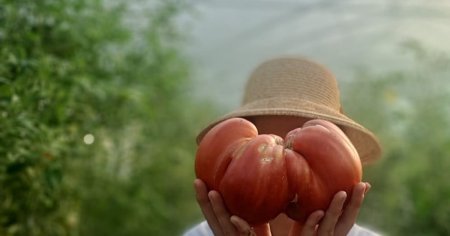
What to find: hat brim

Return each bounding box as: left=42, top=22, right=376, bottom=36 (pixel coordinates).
left=196, top=97, right=382, bottom=164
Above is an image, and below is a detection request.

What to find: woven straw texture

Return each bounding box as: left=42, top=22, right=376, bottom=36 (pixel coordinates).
left=197, top=57, right=381, bottom=164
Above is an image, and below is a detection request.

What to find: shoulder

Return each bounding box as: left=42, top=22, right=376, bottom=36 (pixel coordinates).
left=349, top=224, right=382, bottom=236
left=182, top=221, right=213, bottom=236
left=182, top=221, right=381, bottom=236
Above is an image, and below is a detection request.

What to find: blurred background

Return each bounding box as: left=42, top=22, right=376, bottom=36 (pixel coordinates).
left=1, top=0, right=450, bottom=235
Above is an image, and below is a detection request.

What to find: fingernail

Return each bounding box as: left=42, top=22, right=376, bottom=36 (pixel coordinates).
left=364, top=182, right=371, bottom=194
left=316, top=211, right=325, bottom=221
left=208, top=191, right=215, bottom=201
left=193, top=179, right=200, bottom=187
left=339, top=190, right=348, bottom=200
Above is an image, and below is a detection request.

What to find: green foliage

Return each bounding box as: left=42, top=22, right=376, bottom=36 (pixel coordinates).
left=342, top=42, right=450, bottom=235
left=6, top=0, right=450, bottom=235
left=0, top=0, right=217, bottom=235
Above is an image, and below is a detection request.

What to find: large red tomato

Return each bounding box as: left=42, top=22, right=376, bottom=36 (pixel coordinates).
left=195, top=118, right=292, bottom=225
left=195, top=117, right=362, bottom=226
left=284, top=119, right=362, bottom=222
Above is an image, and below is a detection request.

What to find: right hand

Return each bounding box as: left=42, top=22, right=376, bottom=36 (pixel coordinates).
left=194, top=178, right=270, bottom=236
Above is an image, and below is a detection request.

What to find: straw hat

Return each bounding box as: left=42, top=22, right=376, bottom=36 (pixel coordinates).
left=197, top=57, right=382, bottom=164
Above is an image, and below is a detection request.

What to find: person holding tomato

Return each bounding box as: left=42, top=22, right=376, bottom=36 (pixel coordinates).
left=185, top=57, right=382, bottom=236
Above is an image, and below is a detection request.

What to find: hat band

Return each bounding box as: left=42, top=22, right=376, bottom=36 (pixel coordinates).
left=232, top=97, right=343, bottom=119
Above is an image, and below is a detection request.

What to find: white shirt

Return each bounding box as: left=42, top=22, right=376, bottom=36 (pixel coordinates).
left=183, top=221, right=381, bottom=236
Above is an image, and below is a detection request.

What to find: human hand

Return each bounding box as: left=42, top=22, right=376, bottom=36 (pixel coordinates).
left=194, top=178, right=268, bottom=236
left=194, top=178, right=370, bottom=236
left=291, top=182, right=371, bottom=236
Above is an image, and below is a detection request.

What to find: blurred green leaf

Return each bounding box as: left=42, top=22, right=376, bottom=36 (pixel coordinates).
left=343, top=41, right=450, bottom=236
left=0, top=0, right=217, bottom=235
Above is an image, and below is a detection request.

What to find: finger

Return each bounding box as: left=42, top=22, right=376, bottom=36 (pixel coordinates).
left=364, top=182, right=371, bottom=194
left=317, top=191, right=347, bottom=235
left=230, top=216, right=257, bottom=236
left=298, top=210, right=324, bottom=236
left=253, top=223, right=272, bottom=236
left=335, top=182, right=368, bottom=235
left=194, top=179, right=224, bottom=236
left=209, top=190, right=237, bottom=235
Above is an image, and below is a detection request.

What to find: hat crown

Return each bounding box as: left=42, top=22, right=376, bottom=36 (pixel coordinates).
left=197, top=56, right=382, bottom=163
left=243, top=57, right=341, bottom=111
